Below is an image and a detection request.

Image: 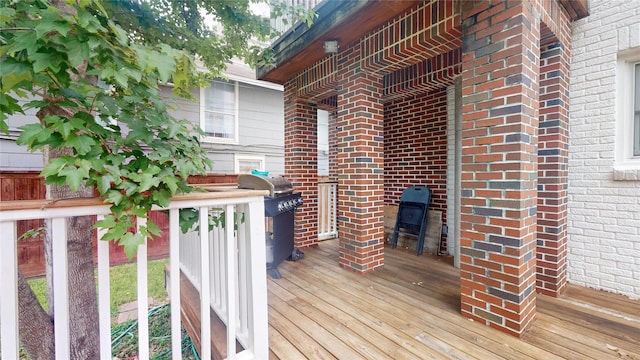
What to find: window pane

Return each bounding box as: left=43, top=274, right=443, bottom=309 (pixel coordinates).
left=204, top=80, right=235, bottom=113
left=238, top=160, right=263, bottom=174
left=635, top=63, right=640, bottom=156
left=204, top=112, right=235, bottom=139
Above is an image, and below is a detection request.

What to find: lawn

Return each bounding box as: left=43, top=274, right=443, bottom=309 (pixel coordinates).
left=21, top=258, right=199, bottom=358
left=28, top=257, right=169, bottom=318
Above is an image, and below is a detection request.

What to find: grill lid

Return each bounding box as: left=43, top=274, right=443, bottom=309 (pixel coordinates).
left=237, top=174, right=294, bottom=196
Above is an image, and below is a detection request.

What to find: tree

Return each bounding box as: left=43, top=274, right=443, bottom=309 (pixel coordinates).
left=0, top=0, right=314, bottom=358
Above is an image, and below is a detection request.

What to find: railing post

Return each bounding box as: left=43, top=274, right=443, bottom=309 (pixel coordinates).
left=52, top=218, right=70, bottom=360
left=246, top=197, right=268, bottom=358
left=136, top=217, right=150, bottom=359
left=225, top=204, right=237, bottom=359
left=199, top=206, right=212, bottom=360
left=169, top=209, right=182, bottom=360
left=0, top=220, right=19, bottom=359
left=97, top=215, right=112, bottom=359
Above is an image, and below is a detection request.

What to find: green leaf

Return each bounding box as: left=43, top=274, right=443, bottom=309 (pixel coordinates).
left=105, top=189, right=125, bottom=206
left=67, top=134, right=96, bottom=155
left=0, top=7, right=16, bottom=25
left=59, top=165, right=88, bottom=191
left=31, top=51, right=63, bottom=73
left=151, top=189, right=171, bottom=208
left=120, top=232, right=145, bottom=260
left=35, top=16, right=71, bottom=38
left=96, top=173, right=116, bottom=194
left=95, top=214, right=117, bottom=230
left=66, top=39, right=90, bottom=68
left=5, top=30, right=39, bottom=56
left=16, top=123, right=46, bottom=148
left=40, top=157, right=68, bottom=178
left=146, top=220, right=161, bottom=237
left=161, top=175, right=179, bottom=194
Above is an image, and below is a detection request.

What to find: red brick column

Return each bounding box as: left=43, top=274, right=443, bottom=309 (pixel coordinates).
left=336, top=45, right=385, bottom=273
left=459, top=1, right=540, bottom=336
left=536, top=35, right=569, bottom=297
left=284, top=79, right=318, bottom=248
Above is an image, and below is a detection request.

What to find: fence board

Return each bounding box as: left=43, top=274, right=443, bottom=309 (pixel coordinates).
left=1, top=171, right=237, bottom=277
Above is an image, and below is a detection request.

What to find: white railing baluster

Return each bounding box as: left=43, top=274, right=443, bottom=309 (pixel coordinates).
left=136, top=217, right=149, bottom=359
left=169, top=209, right=181, bottom=360
left=199, top=206, right=211, bottom=360
left=1, top=190, right=268, bottom=360
left=225, top=204, right=237, bottom=359
left=237, top=205, right=249, bottom=338
left=318, top=182, right=338, bottom=240
left=52, top=217, right=70, bottom=360
left=246, top=198, right=268, bottom=358
left=0, top=220, right=19, bottom=360
left=97, top=215, right=112, bottom=359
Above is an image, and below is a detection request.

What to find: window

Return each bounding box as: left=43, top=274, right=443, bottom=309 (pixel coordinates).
left=201, top=79, right=238, bottom=143
left=235, top=154, right=265, bottom=174
left=615, top=52, right=640, bottom=179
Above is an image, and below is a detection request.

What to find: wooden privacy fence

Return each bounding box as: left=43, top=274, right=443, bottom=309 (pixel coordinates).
left=0, top=171, right=238, bottom=277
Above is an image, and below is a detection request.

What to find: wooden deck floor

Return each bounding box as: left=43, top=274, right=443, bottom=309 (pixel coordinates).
left=267, top=239, right=640, bottom=359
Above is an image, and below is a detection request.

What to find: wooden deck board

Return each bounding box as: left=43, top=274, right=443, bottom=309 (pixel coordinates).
left=180, top=239, right=640, bottom=359
left=267, top=240, right=640, bottom=360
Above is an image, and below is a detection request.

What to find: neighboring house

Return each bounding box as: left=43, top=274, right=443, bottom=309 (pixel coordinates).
left=256, top=0, right=639, bottom=338
left=0, top=59, right=285, bottom=175
left=0, top=59, right=285, bottom=276
left=568, top=0, right=640, bottom=300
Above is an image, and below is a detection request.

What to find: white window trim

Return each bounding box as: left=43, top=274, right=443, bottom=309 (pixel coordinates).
left=199, top=79, right=239, bottom=144
left=614, top=50, right=640, bottom=180
left=234, top=153, right=266, bottom=174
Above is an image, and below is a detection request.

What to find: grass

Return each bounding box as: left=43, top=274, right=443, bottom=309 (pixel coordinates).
left=21, top=258, right=198, bottom=359
left=111, top=304, right=199, bottom=359
left=27, top=258, right=169, bottom=318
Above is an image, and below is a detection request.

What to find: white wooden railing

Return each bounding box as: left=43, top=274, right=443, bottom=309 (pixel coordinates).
left=0, top=189, right=269, bottom=360
left=318, top=181, right=338, bottom=240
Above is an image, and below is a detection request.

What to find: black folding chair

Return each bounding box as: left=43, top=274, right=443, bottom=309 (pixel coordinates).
left=391, top=186, right=432, bottom=255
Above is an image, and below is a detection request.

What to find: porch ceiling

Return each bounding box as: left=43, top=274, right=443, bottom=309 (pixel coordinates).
left=257, top=0, right=589, bottom=85
left=256, top=0, right=418, bottom=84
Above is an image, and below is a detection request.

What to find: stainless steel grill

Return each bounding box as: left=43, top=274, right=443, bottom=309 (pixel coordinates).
left=238, top=174, right=304, bottom=278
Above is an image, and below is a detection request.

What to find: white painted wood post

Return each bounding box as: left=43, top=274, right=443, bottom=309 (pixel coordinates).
left=246, top=198, right=268, bottom=358
left=51, top=217, right=70, bottom=360
left=225, top=205, right=237, bottom=359
left=199, top=206, right=211, bottom=360
left=169, top=209, right=182, bottom=360
left=136, top=217, right=149, bottom=359
left=97, top=215, right=112, bottom=359
left=0, top=220, right=19, bottom=359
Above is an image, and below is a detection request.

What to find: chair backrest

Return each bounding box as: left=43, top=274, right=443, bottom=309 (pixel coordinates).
left=400, top=186, right=431, bottom=205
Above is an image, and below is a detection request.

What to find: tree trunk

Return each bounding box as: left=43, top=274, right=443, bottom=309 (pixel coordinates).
left=18, top=270, right=55, bottom=359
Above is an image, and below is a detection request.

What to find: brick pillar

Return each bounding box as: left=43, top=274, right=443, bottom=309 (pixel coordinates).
left=459, top=1, right=540, bottom=337
left=284, top=80, right=318, bottom=248
left=336, top=46, right=385, bottom=273
left=536, top=35, right=569, bottom=297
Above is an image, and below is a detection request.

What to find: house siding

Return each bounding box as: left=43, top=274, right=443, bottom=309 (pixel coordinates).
left=0, top=80, right=285, bottom=175
left=179, top=82, right=285, bottom=174
left=569, top=0, right=640, bottom=299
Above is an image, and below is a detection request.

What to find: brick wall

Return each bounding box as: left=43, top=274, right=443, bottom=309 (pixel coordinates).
left=568, top=0, right=640, bottom=299
left=384, top=88, right=449, bottom=252
left=536, top=31, right=570, bottom=297
left=460, top=0, right=542, bottom=337
left=283, top=79, right=319, bottom=249
left=336, top=42, right=385, bottom=273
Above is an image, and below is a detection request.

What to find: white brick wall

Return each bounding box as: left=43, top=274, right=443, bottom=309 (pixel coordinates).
left=569, top=0, right=640, bottom=299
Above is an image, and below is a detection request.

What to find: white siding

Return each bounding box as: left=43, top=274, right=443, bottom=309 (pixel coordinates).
left=569, top=0, right=640, bottom=299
